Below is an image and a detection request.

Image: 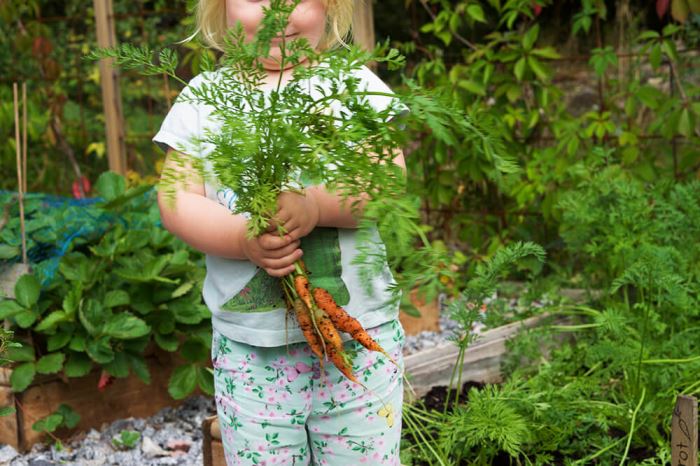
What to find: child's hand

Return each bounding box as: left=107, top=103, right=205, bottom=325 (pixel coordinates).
left=239, top=233, right=303, bottom=277
left=269, top=191, right=320, bottom=240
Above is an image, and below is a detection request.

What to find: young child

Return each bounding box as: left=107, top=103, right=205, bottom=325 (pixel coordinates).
left=153, top=1, right=406, bottom=464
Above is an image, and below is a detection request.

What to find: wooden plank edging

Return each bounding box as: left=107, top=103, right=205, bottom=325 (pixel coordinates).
left=404, top=313, right=564, bottom=398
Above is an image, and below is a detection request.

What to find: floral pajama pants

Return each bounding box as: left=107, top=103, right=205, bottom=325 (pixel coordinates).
left=212, top=319, right=405, bottom=466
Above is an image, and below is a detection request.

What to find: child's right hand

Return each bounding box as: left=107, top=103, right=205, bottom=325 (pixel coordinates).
left=239, top=233, right=303, bottom=277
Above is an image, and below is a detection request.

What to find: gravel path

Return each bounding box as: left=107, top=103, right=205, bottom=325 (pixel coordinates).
left=0, top=396, right=214, bottom=466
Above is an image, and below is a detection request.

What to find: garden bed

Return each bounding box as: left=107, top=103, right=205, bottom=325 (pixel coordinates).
left=0, top=349, right=191, bottom=452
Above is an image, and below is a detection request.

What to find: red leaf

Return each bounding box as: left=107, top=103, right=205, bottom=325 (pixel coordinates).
left=657, top=0, right=670, bottom=18
left=97, top=371, right=114, bottom=391
left=71, top=176, right=91, bottom=199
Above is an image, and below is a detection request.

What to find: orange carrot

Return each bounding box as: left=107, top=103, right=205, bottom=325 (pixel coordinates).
left=313, top=287, right=397, bottom=365
left=315, top=309, right=344, bottom=355
left=294, top=274, right=313, bottom=311
left=327, top=346, right=360, bottom=385
left=293, top=299, right=324, bottom=360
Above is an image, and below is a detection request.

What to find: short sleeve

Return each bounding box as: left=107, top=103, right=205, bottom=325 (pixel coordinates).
left=152, top=73, right=212, bottom=158
left=353, top=66, right=409, bottom=122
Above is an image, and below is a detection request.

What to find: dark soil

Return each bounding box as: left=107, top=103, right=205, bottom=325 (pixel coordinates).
left=420, top=381, right=485, bottom=413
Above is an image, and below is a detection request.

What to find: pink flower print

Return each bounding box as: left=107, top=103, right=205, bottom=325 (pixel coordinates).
left=363, top=355, right=377, bottom=369
left=311, top=426, right=320, bottom=433
left=372, top=452, right=381, bottom=461
left=258, top=444, right=266, bottom=452
left=289, top=348, right=298, bottom=356
left=250, top=353, right=256, bottom=360
left=360, top=456, right=368, bottom=463
left=285, top=361, right=312, bottom=382
left=302, top=391, right=313, bottom=402
left=338, top=392, right=348, bottom=402
left=322, top=434, right=332, bottom=440
left=321, top=415, right=331, bottom=421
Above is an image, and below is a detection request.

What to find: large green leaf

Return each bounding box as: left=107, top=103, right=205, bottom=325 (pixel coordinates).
left=14, top=274, right=40, bottom=308
left=79, top=299, right=105, bottom=336
left=126, top=353, right=151, bottom=385
left=181, top=338, right=209, bottom=363
left=169, top=301, right=209, bottom=325
left=6, top=343, right=35, bottom=362
left=0, top=244, right=19, bottom=260
left=59, top=253, right=91, bottom=284
left=197, top=367, right=214, bottom=396
left=104, top=290, right=130, bottom=308
left=95, top=171, right=126, bottom=201
left=14, top=309, right=37, bottom=328
left=102, top=313, right=150, bottom=339
left=10, top=362, right=36, bottom=392
left=62, top=287, right=82, bottom=318
left=64, top=352, right=93, bottom=377
left=34, top=310, right=69, bottom=333
left=0, top=300, right=24, bottom=319
left=522, top=24, right=540, bottom=50
left=104, top=351, right=130, bottom=378
left=57, top=404, right=80, bottom=429
left=32, top=413, right=63, bottom=433
left=86, top=337, right=115, bottom=364
left=68, top=334, right=87, bottom=352
left=168, top=364, right=197, bottom=400
left=154, top=332, right=179, bottom=352
left=36, top=353, right=65, bottom=374
left=47, top=330, right=73, bottom=352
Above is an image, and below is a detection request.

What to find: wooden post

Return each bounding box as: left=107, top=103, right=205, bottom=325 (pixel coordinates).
left=353, top=0, right=375, bottom=52
left=672, top=395, right=698, bottom=466
left=93, top=0, right=127, bottom=175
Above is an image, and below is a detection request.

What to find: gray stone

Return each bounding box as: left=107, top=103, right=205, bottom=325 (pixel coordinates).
left=0, top=445, right=19, bottom=464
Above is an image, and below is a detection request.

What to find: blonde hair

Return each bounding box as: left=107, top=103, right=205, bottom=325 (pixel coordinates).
left=191, top=0, right=354, bottom=52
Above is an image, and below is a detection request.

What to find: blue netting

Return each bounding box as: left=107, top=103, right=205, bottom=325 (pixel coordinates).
left=0, top=188, right=159, bottom=287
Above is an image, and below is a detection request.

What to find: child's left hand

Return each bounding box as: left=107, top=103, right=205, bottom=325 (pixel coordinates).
left=269, top=191, right=320, bottom=240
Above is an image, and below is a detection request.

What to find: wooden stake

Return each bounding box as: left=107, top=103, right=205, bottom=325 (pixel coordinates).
left=13, top=83, right=28, bottom=266
left=672, top=395, right=698, bottom=466
left=22, top=82, right=27, bottom=194
left=93, top=0, right=127, bottom=175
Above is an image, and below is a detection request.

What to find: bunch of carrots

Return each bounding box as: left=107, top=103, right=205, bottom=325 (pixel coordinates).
left=281, top=262, right=398, bottom=385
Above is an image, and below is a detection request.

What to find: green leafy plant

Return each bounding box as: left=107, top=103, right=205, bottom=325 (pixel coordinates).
left=1, top=172, right=213, bottom=399
left=112, top=429, right=141, bottom=450
left=0, top=327, right=19, bottom=417
left=32, top=403, right=80, bottom=434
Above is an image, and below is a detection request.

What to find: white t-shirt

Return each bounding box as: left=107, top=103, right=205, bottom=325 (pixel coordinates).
left=153, top=63, right=402, bottom=347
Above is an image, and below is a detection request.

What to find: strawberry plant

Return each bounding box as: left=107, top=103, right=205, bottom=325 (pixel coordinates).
left=1, top=172, right=213, bottom=399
